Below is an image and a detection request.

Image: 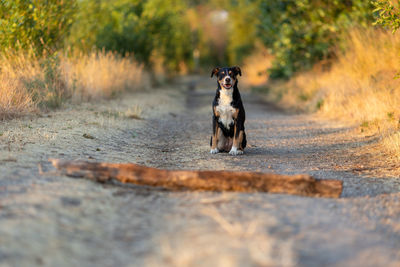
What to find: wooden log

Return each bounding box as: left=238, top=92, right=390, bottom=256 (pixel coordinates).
left=49, top=159, right=343, bottom=198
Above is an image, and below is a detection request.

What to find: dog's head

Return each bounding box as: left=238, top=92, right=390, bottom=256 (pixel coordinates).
left=211, top=66, right=242, bottom=90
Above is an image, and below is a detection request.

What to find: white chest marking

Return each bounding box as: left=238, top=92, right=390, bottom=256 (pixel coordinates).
left=216, top=89, right=235, bottom=129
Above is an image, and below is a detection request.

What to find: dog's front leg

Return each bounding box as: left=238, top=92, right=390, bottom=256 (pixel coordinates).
left=229, top=109, right=244, bottom=155
left=229, top=124, right=244, bottom=155
left=210, top=115, right=220, bottom=154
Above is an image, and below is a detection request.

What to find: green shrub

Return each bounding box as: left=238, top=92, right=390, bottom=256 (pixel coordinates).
left=69, top=0, right=193, bottom=72
left=373, top=0, right=400, bottom=33
left=226, top=0, right=262, bottom=64
left=257, top=0, right=374, bottom=79
left=0, top=0, right=77, bottom=55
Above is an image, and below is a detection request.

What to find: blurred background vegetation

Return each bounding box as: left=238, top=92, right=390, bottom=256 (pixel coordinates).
left=3, top=0, right=400, bottom=155
left=0, top=0, right=388, bottom=76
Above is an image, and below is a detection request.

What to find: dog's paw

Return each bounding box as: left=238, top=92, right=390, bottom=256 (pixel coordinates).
left=229, top=147, right=243, bottom=156
left=210, top=148, right=219, bottom=154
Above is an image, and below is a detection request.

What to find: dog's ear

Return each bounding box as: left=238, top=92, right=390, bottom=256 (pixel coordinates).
left=232, top=66, right=242, bottom=76
left=211, top=67, right=220, bottom=78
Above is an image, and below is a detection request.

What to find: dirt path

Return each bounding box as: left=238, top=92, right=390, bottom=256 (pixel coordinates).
left=0, top=77, right=399, bottom=267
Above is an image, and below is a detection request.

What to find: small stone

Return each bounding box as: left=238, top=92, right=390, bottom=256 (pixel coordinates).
left=60, top=197, right=81, bottom=207
left=83, top=133, right=95, bottom=139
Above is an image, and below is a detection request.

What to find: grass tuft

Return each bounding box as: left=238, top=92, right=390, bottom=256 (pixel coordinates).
left=124, top=105, right=143, bottom=120
left=62, top=50, right=149, bottom=101
left=258, top=28, right=400, bottom=156
left=0, top=49, right=148, bottom=120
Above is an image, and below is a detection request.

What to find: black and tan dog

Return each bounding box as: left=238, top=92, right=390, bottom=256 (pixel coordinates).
left=210, top=66, right=246, bottom=155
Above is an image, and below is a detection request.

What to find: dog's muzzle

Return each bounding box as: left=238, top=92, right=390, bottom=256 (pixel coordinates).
left=222, top=77, right=232, bottom=89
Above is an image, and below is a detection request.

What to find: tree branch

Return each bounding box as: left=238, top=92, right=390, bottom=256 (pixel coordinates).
left=49, top=159, right=343, bottom=198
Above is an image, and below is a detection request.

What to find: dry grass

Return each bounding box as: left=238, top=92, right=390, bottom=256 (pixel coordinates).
left=259, top=28, right=400, bottom=156
left=62, top=50, right=149, bottom=101
left=241, top=43, right=272, bottom=89
left=123, top=105, right=143, bottom=119
left=0, top=49, right=148, bottom=120
left=318, top=29, right=400, bottom=123
left=0, top=51, right=41, bottom=119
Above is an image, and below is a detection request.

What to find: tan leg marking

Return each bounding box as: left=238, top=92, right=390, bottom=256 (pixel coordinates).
left=230, top=125, right=244, bottom=155
left=211, top=124, right=219, bottom=150
left=231, top=109, right=241, bottom=149
left=213, top=106, right=220, bottom=117
left=233, top=108, right=239, bottom=119
left=238, top=131, right=244, bottom=150
left=232, top=124, right=240, bottom=148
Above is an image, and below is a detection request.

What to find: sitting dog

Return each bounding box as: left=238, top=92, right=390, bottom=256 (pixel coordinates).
left=210, top=66, right=246, bottom=155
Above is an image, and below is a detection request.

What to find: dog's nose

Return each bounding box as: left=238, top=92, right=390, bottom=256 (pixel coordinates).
left=226, top=77, right=231, bottom=82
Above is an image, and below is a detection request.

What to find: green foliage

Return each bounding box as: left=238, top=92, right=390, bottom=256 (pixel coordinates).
left=258, top=0, right=374, bottom=79
left=373, top=0, right=400, bottom=33
left=0, top=0, right=380, bottom=78
left=0, top=0, right=77, bottom=55
left=69, top=0, right=193, bottom=72
left=204, top=0, right=263, bottom=66
left=226, top=0, right=262, bottom=64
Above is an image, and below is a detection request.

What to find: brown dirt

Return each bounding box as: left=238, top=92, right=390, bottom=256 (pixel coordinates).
left=0, top=77, right=399, bottom=267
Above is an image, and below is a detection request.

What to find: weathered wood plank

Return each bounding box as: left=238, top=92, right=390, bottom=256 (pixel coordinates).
left=49, top=159, right=343, bottom=198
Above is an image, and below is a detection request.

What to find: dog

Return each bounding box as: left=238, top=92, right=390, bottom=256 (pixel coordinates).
left=210, top=66, right=246, bottom=155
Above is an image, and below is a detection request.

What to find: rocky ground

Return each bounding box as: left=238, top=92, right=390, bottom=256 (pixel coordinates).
left=0, top=77, right=399, bottom=267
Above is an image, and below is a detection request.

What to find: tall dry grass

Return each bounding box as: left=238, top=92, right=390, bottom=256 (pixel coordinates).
left=0, top=51, right=38, bottom=119
left=62, top=50, right=148, bottom=101
left=318, top=29, right=400, bottom=123
left=241, top=43, right=272, bottom=89
left=261, top=28, right=400, bottom=156
left=0, top=49, right=148, bottom=120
